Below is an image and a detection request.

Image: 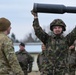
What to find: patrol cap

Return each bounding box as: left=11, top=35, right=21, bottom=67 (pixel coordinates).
left=20, top=42, right=25, bottom=47
left=50, top=19, right=66, bottom=31
left=0, top=17, right=11, bottom=31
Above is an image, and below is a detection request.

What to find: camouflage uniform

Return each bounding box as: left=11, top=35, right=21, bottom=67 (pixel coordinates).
left=67, top=45, right=76, bottom=75
left=32, top=18, right=76, bottom=75
left=37, top=50, right=50, bottom=75
left=0, top=32, right=24, bottom=75
left=0, top=17, right=24, bottom=75
left=16, top=49, right=33, bottom=75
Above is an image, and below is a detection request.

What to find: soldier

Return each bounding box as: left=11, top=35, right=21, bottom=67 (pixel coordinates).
left=31, top=10, right=76, bottom=75
left=37, top=43, right=49, bottom=74
left=0, top=17, right=24, bottom=75
left=16, top=42, right=33, bottom=75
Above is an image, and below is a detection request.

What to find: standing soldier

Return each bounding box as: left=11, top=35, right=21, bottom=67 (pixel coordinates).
left=37, top=43, right=49, bottom=75
left=31, top=10, right=76, bottom=75
left=0, top=17, right=24, bottom=75
left=16, top=42, right=33, bottom=75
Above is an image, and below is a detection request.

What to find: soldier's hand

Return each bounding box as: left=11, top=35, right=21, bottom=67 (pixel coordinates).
left=69, top=45, right=75, bottom=50
left=31, top=10, right=38, bottom=18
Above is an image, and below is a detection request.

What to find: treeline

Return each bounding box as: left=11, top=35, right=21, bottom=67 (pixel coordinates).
left=10, top=31, right=51, bottom=43
left=10, top=26, right=70, bottom=43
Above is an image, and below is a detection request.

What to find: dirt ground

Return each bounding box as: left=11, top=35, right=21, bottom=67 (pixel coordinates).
left=28, top=71, right=76, bottom=75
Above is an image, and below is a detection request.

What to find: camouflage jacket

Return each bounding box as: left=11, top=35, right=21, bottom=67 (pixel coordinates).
left=0, top=32, right=24, bottom=75
left=16, top=50, right=33, bottom=71
left=33, top=18, right=76, bottom=69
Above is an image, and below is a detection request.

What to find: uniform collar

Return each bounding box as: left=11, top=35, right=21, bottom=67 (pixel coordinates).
left=19, top=49, right=26, bottom=53
left=0, top=32, right=6, bottom=35
left=51, top=33, right=64, bottom=39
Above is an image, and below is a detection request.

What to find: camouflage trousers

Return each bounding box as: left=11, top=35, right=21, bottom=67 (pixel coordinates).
left=40, top=68, right=66, bottom=75
left=66, top=64, right=76, bottom=75
left=68, top=67, right=75, bottom=75
left=0, top=72, right=17, bottom=75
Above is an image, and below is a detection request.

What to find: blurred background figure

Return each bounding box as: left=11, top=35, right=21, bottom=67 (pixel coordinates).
left=37, top=43, right=50, bottom=75
left=37, top=43, right=46, bottom=71
left=16, top=42, right=34, bottom=75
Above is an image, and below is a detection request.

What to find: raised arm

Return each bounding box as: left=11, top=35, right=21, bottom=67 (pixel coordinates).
left=31, top=10, right=49, bottom=44
left=66, top=27, right=76, bottom=46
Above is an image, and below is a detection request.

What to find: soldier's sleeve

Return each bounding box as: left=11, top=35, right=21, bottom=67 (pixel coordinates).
left=3, top=39, right=24, bottom=75
left=27, top=52, right=33, bottom=63
left=28, top=63, right=33, bottom=73
left=27, top=54, right=33, bottom=73
left=33, top=18, right=49, bottom=44
left=66, top=27, right=76, bottom=46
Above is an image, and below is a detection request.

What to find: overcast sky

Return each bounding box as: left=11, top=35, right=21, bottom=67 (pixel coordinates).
left=0, top=0, right=76, bottom=40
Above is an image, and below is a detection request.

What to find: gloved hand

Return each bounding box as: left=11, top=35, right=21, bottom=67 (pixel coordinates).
left=31, top=10, right=38, bottom=18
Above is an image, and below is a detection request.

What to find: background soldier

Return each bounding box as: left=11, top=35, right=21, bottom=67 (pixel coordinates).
left=0, top=17, right=24, bottom=75
left=31, top=10, right=76, bottom=75
left=37, top=43, right=50, bottom=75
left=37, top=43, right=46, bottom=71
left=16, top=42, right=33, bottom=75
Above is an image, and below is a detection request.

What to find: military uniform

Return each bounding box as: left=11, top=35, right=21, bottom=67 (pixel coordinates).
left=67, top=46, right=76, bottom=75
left=32, top=18, right=76, bottom=75
left=16, top=49, right=33, bottom=75
left=37, top=50, right=50, bottom=74
left=0, top=17, right=24, bottom=75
